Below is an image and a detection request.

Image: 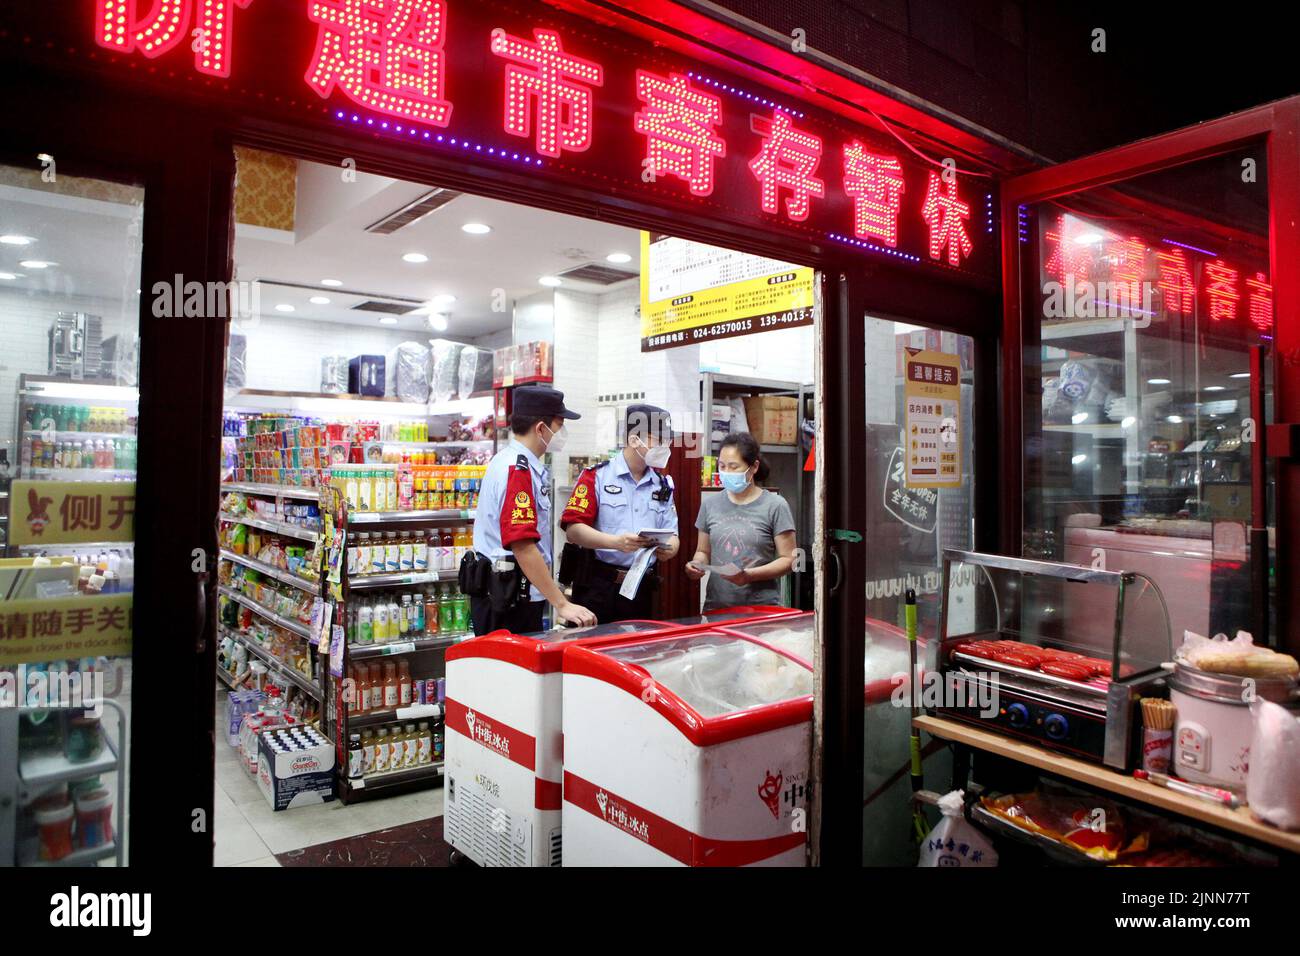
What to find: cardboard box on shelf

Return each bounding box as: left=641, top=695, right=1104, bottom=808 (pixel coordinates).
left=257, top=733, right=336, bottom=811
left=742, top=396, right=798, bottom=445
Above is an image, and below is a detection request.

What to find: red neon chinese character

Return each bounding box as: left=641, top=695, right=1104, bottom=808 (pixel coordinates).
left=490, top=27, right=604, bottom=158
left=95, top=0, right=253, bottom=78
left=748, top=111, right=825, bottom=221
left=1203, top=259, right=1240, bottom=322
left=1043, top=214, right=1095, bottom=283
left=1246, top=272, right=1273, bottom=332
left=306, top=0, right=453, bottom=126
left=921, top=172, right=972, bottom=266
left=1156, top=247, right=1195, bottom=314
left=842, top=141, right=905, bottom=246
left=633, top=71, right=726, bottom=196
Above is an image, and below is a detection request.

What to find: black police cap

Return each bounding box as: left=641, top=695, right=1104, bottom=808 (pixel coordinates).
left=514, top=385, right=580, bottom=420
left=626, top=403, right=672, bottom=440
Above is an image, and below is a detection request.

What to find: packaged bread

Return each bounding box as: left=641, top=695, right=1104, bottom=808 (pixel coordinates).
left=1177, top=630, right=1298, bottom=680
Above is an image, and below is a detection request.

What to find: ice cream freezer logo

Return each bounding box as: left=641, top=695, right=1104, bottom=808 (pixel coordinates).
left=25, top=487, right=54, bottom=536
left=758, top=769, right=783, bottom=818
left=463, top=708, right=511, bottom=759
left=595, top=789, right=650, bottom=842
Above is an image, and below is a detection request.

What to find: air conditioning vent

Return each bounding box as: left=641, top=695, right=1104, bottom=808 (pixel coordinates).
left=365, top=188, right=462, bottom=234
left=350, top=300, right=421, bottom=315
left=557, top=263, right=637, bottom=286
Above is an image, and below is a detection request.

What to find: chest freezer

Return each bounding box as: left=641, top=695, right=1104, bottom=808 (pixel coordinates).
left=442, top=606, right=795, bottom=867
left=562, top=630, right=815, bottom=867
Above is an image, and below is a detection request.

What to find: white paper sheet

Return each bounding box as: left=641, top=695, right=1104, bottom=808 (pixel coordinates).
left=619, top=545, right=656, bottom=599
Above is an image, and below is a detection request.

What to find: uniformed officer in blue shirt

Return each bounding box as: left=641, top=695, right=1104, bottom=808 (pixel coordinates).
left=464, top=385, right=597, bottom=635
left=559, top=404, right=680, bottom=622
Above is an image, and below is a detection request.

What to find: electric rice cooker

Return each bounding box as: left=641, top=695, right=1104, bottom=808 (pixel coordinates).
left=1169, top=661, right=1298, bottom=793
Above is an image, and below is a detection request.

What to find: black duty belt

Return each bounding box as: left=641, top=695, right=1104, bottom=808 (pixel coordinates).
left=590, top=556, right=654, bottom=586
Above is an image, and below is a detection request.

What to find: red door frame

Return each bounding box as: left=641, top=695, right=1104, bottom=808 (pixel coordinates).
left=1000, top=95, right=1300, bottom=654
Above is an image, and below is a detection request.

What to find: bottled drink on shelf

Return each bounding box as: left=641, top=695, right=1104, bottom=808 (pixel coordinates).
left=424, top=589, right=439, bottom=637
left=374, top=728, right=389, bottom=773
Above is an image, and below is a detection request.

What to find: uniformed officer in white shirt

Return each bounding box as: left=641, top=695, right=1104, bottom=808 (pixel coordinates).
left=463, top=385, right=597, bottom=635
left=559, top=404, right=680, bottom=622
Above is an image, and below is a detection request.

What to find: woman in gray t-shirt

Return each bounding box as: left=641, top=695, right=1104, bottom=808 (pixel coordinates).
left=686, top=432, right=797, bottom=610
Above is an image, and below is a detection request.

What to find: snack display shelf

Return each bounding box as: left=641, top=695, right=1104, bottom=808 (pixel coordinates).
left=377, top=439, right=494, bottom=448
left=348, top=634, right=467, bottom=658
left=218, top=584, right=313, bottom=639
left=347, top=569, right=458, bottom=589
left=219, top=549, right=319, bottom=593
left=20, top=841, right=119, bottom=867
left=23, top=429, right=135, bottom=442
left=914, top=716, right=1300, bottom=855
left=347, top=509, right=475, bottom=525
left=18, top=726, right=117, bottom=790
left=218, top=511, right=319, bottom=543
left=216, top=665, right=239, bottom=689
left=347, top=761, right=444, bottom=790
left=347, top=702, right=444, bottom=728
left=26, top=467, right=134, bottom=481
left=220, top=625, right=321, bottom=701
left=222, top=481, right=322, bottom=501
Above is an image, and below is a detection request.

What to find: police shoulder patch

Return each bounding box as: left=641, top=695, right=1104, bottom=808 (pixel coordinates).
left=603, top=484, right=623, bottom=495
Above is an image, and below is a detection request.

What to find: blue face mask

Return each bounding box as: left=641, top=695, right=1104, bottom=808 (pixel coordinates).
left=720, top=470, right=751, bottom=493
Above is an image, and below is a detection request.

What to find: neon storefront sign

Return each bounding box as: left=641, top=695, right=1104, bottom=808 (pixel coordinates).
left=68, top=1, right=1003, bottom=278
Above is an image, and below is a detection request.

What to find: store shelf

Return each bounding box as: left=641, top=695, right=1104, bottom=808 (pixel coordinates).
left=1040, top=317, right=1129, bottom=341
left=349, top=634, right=467, bottom=658
left=758, top=444, right=798, bottom=454
left=222, top=481, right=322, bottom=501
left=219, top=549, right=319, bottom=592
left=348, top=509, right=475, bottom=525
left=378, top=440, right=494, bottom=449
left=349, top=761, right=443, bottom=790
left=218, top=511, right=319, bottom=543
left=227, top=389, right=492, bottom=419
left=24, top=429, right=135, bottom=442
left=218, top=584, right=313, bottom=639
left=914, top=716, right=1300, bottom=856
left=347, top=703, right=445, bottom=727
left=347, top=569, right=458, bottom=589
left=216, top=665, right=239, bottom=689
left=21, top=841, right=119, bottom=867
left=25, top=467, right=134, bottom=481
left=19, top=727, right=118, bottom=789
left=220, top=625, right=321, bottom=701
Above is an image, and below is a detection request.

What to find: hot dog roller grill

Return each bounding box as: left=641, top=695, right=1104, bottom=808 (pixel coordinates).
left=936, top=550, right=1172, bottom=769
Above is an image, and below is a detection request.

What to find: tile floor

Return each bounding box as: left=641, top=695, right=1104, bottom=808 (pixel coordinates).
left=213, top=687, right=444, bottom=867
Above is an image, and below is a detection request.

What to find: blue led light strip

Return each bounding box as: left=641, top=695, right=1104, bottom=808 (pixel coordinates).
left=686, top=71, right=806, bottom=119
left=826, top=232, right=923, bottom=264
left=334, top=110, right=545, bottom=167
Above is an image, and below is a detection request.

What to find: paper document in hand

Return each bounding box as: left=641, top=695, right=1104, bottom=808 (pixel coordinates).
left=701, top=563, right=742, bottom=576
left=619, top=546, right=656, bottom=599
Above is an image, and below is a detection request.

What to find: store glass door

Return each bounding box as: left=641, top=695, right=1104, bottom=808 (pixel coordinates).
left=0, top=162, right=141, bottom=865
left=860, top=316, right=976, bottom=864
left=1003, top=104, right=1294, bottom=652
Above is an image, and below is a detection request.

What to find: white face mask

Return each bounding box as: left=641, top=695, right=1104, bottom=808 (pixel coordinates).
left=541, top=422, right=568, bottom=454
left=643, top=443, right=671, bottom=469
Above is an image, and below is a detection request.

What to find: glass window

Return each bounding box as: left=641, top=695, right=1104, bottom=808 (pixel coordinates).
left=1018, top=146, right=1271, bottom=644
left=0, top=163, right=141, bottom=866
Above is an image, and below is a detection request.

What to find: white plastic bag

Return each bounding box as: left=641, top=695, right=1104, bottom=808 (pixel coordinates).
left=1247, top=699, right=1300, bottom=831
left=388, top=342, right=431, bottom=403
left=918, top=790, right=998, bottom=867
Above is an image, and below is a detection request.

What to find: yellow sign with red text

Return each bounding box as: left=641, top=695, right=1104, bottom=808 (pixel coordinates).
left=8, top=481, right=135, bottom=546
left=0, top=593, right=133, bottom=666
left=903, top=349, right=961, bottom=489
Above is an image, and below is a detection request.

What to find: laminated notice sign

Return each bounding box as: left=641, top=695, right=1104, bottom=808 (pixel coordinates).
left=639, top=232, right=814, bottom=351
left=904, top=349, right=961, bottom=488
left=8, top=481, right=134, bottom=546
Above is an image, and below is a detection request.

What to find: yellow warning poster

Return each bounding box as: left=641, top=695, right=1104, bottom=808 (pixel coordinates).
left=639, top=232, right=814, bottom=351
left=8, top=481, right=135, bottom=546
left=0, top=593, right=133, bottom=666
left=904, top=349, right=961, bottom=488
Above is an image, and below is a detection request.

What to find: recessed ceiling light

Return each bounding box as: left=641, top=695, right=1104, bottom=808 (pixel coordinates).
left=606, top=252, right=632, bottom=264
left=379, top=316, right=399, bottom=325
left=428, top=314, right=449, bottom=332
left=402, top=252, right=429, bottom=264
left=1148, top=378, right=1171, bottom=385
left=321, top=278, right=343, bottom=287
left=0, top=234, right=35, bottom=245
left=1204, top=385, right=1225, bottom=392
left=1167, top=415, right=1183, bottom=424
left=539, top=275, right=562, bottom=287
left=275, top=304, right=295, bottom=313
left=1230, top=372, right=1251, bottom=379
left=431, top=293, right=456, bottom=306
left=309, top=296, right=331, bottom=305
left=19, top=260, right=53, bottom=269
left=1071, top=454, right=1088, bottom=465
left=0, top=272, right=17, bottom=280
left=461, top=223, right=491, bottom=235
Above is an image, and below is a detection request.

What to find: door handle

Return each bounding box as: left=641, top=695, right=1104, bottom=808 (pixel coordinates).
left=827, top=547, right=843, bottom=597
left=195, top=570, right=208, bottom=654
